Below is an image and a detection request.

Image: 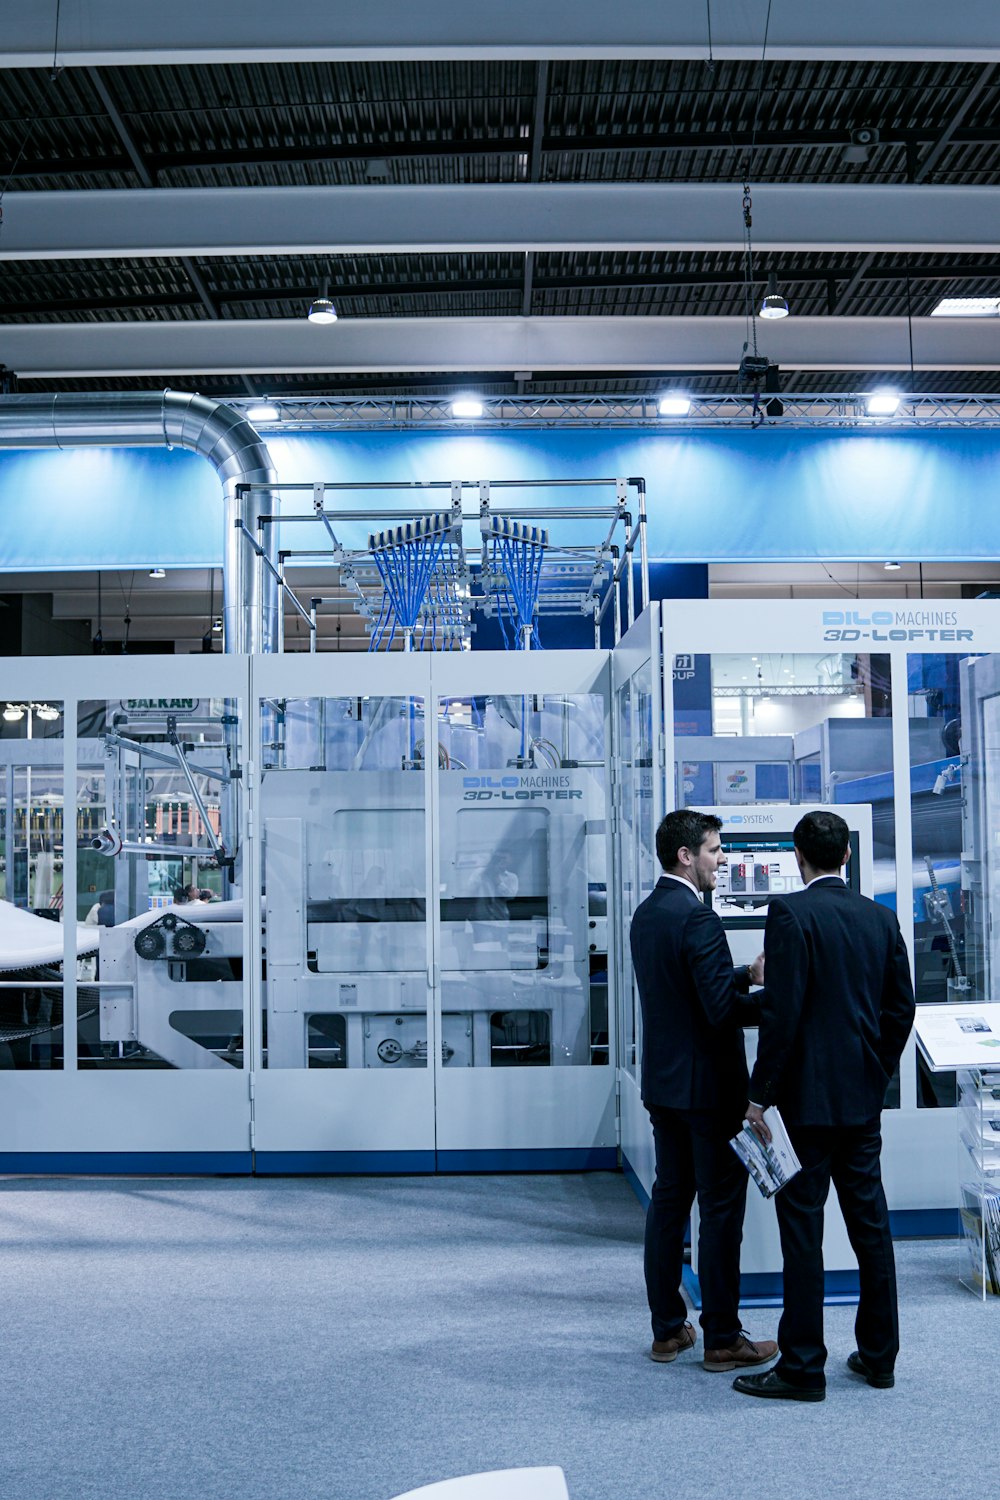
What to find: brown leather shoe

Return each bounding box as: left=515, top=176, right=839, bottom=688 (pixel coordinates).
left=650, top=1322, right=696, bottom=1363
left=703, top=1331, right=778, bottom=1372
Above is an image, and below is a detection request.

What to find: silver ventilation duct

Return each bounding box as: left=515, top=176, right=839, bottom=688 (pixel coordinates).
left=0, top=390, right=278, bottom=654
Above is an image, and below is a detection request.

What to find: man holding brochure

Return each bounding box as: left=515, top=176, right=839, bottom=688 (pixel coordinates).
left=630, top=810, right=776, bottom=1373
left=734, top=811, right=915, bottom=1403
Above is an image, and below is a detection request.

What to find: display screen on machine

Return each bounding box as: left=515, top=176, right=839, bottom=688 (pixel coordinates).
left=715, top=840, right=803, bottom=917
left=713, top=835, right=858, bottom=924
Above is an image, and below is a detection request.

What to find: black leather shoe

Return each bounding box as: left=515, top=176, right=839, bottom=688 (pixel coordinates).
left=847, top=1351, right=895, bottom=1388
left=733, top=1369, right=825, bottom=1402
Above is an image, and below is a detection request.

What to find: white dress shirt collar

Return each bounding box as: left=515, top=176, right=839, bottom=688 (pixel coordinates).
left=660, top=872, right=702, bottom=899
left=804, top=873, right=846, bottom=888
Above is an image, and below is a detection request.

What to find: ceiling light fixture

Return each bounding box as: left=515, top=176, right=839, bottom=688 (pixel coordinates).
left=451, top=396, right=485, bottom=418
left=930, top=296, right=1000, bottom=318
left=307, top=275, right=337, bottom=325
left=884, top=561, right=902, bottom=571
left=658, top=394, right=692, bottom=416
left=149, top=567, right=166, bottom=579
left=34, top=703, right=60, bottom=721
left=3, top=703, right=24, bottom=722
left=867, top=390, right=901, bottom=416
left=759, top=271, right=789, bottom=320
left=248, top=403, right=281, bottom=422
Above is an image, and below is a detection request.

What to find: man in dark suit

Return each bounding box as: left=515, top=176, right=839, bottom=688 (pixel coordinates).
left=734, top=810, right=915, bottom=1403
left=630, top=809, right=776, bottom=1372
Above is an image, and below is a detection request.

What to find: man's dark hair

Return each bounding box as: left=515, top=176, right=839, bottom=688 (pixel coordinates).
left=655, top=809, right=723, bottom=872
left=794, top=810, right=850, bottom=872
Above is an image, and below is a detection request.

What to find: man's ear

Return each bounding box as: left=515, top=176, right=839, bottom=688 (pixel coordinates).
left=842, top=845, right=852, bottom=866
left=676, top=844, right=693, bottom=869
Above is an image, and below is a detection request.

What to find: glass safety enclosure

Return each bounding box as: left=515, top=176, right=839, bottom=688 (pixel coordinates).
left=0, top=656, right=251, bottom=1170
left=611, top=605, right=663, bottom=1190
left=251, top=652, right=437, bottom=1169
left=431, top=650, right=615, bottom=1164
left=249, top=648, right=617, bottom=1169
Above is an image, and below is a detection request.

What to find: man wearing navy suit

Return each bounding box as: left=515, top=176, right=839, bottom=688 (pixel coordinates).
left=630, top=809, right=776, bottom=1372
left=734, top=810, right=915, bottom=1403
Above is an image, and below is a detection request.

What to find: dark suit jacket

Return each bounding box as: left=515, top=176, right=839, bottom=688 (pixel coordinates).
left=630, top=876, right=758, bottom=1110
left=749, top=877, right=915, bottom=1127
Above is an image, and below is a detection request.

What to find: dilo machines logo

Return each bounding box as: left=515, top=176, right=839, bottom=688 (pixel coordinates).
left=821, top=609, right=973, bottom=644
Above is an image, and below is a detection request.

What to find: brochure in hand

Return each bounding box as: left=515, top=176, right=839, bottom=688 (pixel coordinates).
left=730, top=1107, right=802, bottom=1199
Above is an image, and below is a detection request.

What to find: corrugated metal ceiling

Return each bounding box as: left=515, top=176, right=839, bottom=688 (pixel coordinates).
left=0, top=55, right=997, bottom=396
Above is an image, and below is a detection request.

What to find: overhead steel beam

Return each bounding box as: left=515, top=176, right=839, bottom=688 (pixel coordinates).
left=2, top=184, right=998, bottom=261
left=5, top=1, right=1000, bottom=66
left=2, top=316, right=997, bottom=376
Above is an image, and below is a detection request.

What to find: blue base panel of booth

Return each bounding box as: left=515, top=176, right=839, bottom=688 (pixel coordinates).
left=889, top=1207, right=961, bottom=1237
left=256, top=1148, right=618, bottom=1175
left=0, top=1147, right=619, bottom=1177
left=436, top=1147, right=619, bottom=1173
left=254, top=1151, right=437, bottom=1175
left=683, top=1265, right=861, bottom=1309
left=0, top=1152, right=253, bottom=1175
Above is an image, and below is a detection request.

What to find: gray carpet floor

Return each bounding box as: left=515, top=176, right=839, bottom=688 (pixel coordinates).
left=0, top=1171, right=994, bottom=1500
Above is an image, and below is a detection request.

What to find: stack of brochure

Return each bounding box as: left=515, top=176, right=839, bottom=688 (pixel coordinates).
left=959, top=1182, right=1000, bottom=1295
left=729, top=1107, right=801, bottom=1199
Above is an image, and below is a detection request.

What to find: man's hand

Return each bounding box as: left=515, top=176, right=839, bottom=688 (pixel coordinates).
left=746, top=1102, right=771, bottom=1145
left=748, top=952, right=765, bottom=987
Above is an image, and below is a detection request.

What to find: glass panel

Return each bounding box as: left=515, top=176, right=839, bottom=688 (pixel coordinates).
left=673, top=649, right=900, bottom=1108
left=913, top=651, right=995, bottom=1107
left=0, top=700, right=66, bottom=1069
left=436, top=693, right=608, bottom=1068
left=616, top=680, right=638, bottom=1079
left=259, top=695, right=428, bottom=1069
left=76, top=695, right=243, bottom=1070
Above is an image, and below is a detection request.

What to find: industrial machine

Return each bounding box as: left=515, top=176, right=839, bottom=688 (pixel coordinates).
left=93, top=691, right=609, bottom=1074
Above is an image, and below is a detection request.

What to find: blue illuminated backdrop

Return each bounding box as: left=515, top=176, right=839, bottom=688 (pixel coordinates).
left=1, top=425, right=998, bottom=572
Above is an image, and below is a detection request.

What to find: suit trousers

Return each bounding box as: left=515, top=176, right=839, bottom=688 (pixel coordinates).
left=775, top=1119, right=899, bottom=1389
left=645, top=1104, right=748, bottom=1348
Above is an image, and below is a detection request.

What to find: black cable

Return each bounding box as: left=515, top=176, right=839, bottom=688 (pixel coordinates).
left=821, top=563, right=860, bottom=600
left=705, top=0, right=715, bottom=69
left=906, top=274, right=916, bottom=391
left=743, top=0, right=775, bottom=183
left=739, top=0, right=775, bottom=369
left=51, top=0, right=63, bottom=79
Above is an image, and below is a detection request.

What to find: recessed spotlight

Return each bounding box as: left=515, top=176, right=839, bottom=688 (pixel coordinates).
left=248, top=403, right=280, bottom=422
left=867, top=390, right=901, bottom=416
left=451, top=396, right=485, bottom=418
left=149, top=567, right=166, bottom=579
left=658, top=394, right=692, bottom=416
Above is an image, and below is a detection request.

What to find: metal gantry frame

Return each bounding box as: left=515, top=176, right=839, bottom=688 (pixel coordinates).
left=232, top=393, right=1000, bottom=432
left=235, top=475, right=650, bottom=652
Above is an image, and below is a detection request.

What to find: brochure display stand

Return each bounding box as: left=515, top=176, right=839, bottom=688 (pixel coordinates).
left=914, top=1003, right=1000, bottom=1299
left=957, top=1069, right=1000, bottom=1297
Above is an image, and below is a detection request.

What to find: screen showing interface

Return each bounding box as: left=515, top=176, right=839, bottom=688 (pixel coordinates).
left=715, top=841, right=802, bottom=916
left=713, top=835, right=857, bottom=924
